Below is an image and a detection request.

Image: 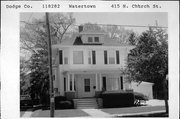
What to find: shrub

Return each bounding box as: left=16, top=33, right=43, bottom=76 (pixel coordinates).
left=100, top=91, right=134, bottom=108
left=134, top=92, right=149, bottom=101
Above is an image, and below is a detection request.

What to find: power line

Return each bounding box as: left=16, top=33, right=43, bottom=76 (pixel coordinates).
left=20, top=20, right=168, bottom=29
left=27, top=13, right=33, bottom=23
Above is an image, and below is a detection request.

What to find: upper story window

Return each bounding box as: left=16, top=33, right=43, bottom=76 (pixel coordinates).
left=104, top=50, right=120, bottom=65
left=88, top=50, right=96, bottom=64
left=88, top=51, right=92, bottom=64
left=108, top=50, right=115, bottom=64
left=64, top=57, right=68, bottom=64
left=88, top=37, right=93, bottom=42
left=73, top=51, right=84, bottom=64
left=59, top=50, right=68, bottom=65
left=94, top=37, right=99, bottom=42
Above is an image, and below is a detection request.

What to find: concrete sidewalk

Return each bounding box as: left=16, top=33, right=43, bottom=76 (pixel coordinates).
left=22, top=105, right=166, bottom=117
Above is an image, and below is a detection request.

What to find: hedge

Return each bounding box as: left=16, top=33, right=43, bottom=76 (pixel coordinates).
left=100, top=91, right=134, bottom=108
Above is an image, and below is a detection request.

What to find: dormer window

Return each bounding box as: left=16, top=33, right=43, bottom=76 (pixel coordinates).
left=94, top=37, right=99, bottom=42
left=88, top=37, right=93, bottom=42
left=87, top=37, right=100, bottom=43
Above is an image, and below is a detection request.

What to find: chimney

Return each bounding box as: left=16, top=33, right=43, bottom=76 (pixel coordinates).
left=79, top=25, right=83, bottom=32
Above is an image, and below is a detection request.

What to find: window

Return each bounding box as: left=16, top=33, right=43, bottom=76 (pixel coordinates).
left=73, top=51, right=84, bottom=64
left=88, top=51, right=96, bottom=64
left=92, top=51, right=96, bottom=64
left=109, top=57, right=115, bottom=64
left=94, top=37, right=99, bottom=42
left=116, top=51, right=120, bottom=64
left=64, top=57, right=68, bottom=64
left=54, top=88, right=58, bottom=93
left=104, top=50, right=108, bottom=64
left=59, top=50, right=63, bottom=64
left=88, top=51, right=91, bottom=64
left=88, top=37, right=93, bottom=42
left=84, top=79, right=90, bottom=92
left=108, top=51, right=115, bottom=64
left=53, top=75, right=55, bottom=81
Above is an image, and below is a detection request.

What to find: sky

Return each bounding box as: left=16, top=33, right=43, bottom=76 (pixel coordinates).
left=21, top=12, right=168, bottom=33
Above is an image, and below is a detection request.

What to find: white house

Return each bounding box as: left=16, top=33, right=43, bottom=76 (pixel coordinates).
left=52, top=26, right=137, bottom=100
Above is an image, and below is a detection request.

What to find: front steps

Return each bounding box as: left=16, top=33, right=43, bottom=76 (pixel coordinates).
left=73, top=98, right=99, bottom=109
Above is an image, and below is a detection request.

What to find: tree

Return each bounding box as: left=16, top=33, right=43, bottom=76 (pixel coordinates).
left=128, top=32, right=137, bottom=45
left=49, top=13, right=76, bottom=44
left=127, top=27, right=168, bottom=99
left=20, top=57, right=30, bottom=95
left=28, top=50, right=49, bottom=104
left=105, top=25, right=134, bottom=44
left=20, top=13, right=76, bottom=104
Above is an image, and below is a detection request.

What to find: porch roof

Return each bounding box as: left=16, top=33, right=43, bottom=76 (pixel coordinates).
left=62, top=68, right=125, bottom=75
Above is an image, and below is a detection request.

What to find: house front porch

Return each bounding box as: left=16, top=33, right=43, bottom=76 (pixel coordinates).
left=60, top=70, right=128, bottom=100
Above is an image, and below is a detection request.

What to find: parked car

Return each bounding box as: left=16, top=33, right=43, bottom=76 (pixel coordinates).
left=133, top=92, right=149, bottom=106
left=20, top=95, right=33, bottom=110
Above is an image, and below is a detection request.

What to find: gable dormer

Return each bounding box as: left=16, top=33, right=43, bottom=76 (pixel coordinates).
left=74, top=25, right=105, bottom=45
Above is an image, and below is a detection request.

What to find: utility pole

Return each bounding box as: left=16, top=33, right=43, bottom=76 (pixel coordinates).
left=46, top=12, right=55, bottom=117
left=163, top=74, right=169, bottom=114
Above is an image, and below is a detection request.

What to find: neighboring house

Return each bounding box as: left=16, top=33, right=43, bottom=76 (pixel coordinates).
left=52, top=26, right=134, bottom=99
left=131, top=81, right=154, bottom=99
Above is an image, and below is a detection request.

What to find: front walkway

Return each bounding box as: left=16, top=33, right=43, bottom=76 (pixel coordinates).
left=82, top=109, right=111, bottom=117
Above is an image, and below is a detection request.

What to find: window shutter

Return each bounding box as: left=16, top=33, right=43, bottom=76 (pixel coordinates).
left=59, top=50, right=63, bottom=64
left=104, top=50, right=108, bottom=64
left=116, top=50, right=120, bottom=64
left=92, top=51, right=96, bottom=64
left=120, top=76, right=123, bottom=90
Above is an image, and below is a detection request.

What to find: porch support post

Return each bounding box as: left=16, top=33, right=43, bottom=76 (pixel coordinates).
left=99, top=73, right=102, bottom=91
left=72, top=74, right=74, bottom=91
left=95, top=73, right=98, bottom=91
left=67, top=74, right=70, bottom=91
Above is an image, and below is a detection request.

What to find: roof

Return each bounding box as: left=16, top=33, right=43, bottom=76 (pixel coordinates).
left=79, top=30, right=105, bottom=35
left=57, top=33, right=132, bottom=47
left=131, top=81, right=154, bottom=85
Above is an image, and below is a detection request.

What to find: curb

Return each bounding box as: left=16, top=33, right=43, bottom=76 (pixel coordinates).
left=112, top=110, right=166, bottom=117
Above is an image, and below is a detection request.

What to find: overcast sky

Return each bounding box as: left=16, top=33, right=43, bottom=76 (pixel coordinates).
left=21, top=12, right=168, bottom=33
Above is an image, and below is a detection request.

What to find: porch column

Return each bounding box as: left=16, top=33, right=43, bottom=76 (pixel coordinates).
left=95, top=73, right=98, bottom=91
left=67, top=74, right=70, bottom=91
left=72, top=74, right=75, bottom=91
left=99, top=73, right=102, bottom=91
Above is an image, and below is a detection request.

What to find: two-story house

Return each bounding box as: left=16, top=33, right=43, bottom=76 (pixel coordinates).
left=52, top=26, right=134, bottom=100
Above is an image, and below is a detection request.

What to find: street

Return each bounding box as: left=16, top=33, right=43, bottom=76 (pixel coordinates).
left=21, top=105, right=166, bottom=117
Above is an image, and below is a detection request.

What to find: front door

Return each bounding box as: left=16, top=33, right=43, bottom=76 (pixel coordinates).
left=76, top=74, right=95, bottom=98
